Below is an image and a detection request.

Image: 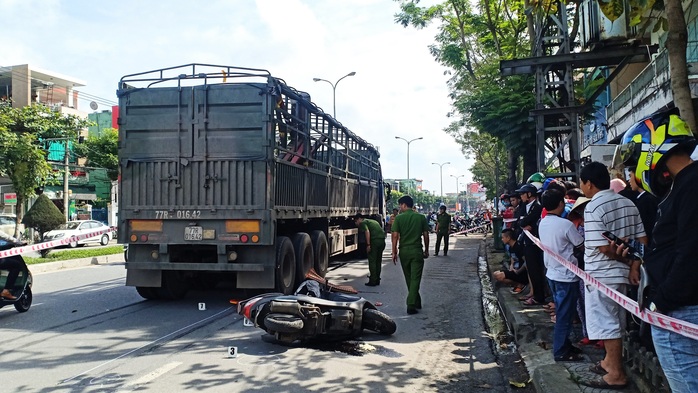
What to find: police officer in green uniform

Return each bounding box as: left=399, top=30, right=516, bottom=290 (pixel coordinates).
left=391, top=195, right=430, bottom=314
left=434, top=205, right=451, bottom=256
left=354, top=214, right=386, bottom=286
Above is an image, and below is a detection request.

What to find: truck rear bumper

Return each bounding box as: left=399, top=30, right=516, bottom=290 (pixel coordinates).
left=125, top=262, right=265, bottom=272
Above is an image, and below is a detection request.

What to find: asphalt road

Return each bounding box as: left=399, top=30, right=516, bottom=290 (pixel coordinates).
left=0, top=234, right=529, bottom=393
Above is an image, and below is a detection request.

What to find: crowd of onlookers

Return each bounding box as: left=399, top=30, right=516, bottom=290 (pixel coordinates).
left=492, top=109, right=698, bottom=391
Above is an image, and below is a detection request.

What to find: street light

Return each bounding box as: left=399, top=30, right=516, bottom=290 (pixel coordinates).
left=395, top=136, right=423, bottom=181
left=451, top=174, right=465, bottom=211
left=312, top=71, right=356, bottom=118
left=431, top=161, right=451, bottom=202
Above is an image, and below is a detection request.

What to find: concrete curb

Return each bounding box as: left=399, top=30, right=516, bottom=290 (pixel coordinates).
left=485, top=239, right=584, bottom=393
left=29, top=253, right=125, bottom=274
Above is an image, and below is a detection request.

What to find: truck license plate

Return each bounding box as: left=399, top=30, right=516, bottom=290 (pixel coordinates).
left=184, top=226, right=203, bottom=241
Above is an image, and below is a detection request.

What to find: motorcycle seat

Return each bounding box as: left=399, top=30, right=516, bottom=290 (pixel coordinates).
left=323, top=292, right=361, bottom=303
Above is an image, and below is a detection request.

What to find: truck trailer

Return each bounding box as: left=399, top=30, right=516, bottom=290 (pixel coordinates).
left=117, top=64, right=387, bottom=299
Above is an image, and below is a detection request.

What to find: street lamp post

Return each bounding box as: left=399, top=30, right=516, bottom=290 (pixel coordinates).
left=431, top=161, right=451, bottom=203
left=450, top=174, right=465, bottom=211
left=395, top=136, right=423, bottom=181
left=312, top=71, right=356, bottom=118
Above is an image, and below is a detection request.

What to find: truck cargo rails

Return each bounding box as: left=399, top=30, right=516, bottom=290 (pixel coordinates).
left=117, top=64, right=387, bottom=299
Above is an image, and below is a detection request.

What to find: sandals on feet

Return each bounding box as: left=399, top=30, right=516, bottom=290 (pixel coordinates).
left=589, top=361, right=608, bottom=375
left=579, top=377, right=627, bottom=390
left=554, top=352, right=584, bottom=362
left=522, top=298, right=544, bottom=306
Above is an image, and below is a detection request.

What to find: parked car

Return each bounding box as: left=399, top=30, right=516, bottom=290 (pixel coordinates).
left=0, top=214, right=17, bottom=236
left=43, top=220, right=111, bottom=248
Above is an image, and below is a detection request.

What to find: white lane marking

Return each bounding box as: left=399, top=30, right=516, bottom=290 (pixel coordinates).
left=58, top=307, right=233, bottom=385
left=119, top=361, right=182, bottom=391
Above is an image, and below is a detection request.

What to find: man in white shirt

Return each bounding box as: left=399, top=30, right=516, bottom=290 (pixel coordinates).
left=539, top=189, right=585, bottom=362
left=579, top=162, right=647, bottom=389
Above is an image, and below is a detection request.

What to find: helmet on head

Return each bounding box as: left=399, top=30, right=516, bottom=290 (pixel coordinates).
left=527, top=172, right=546, bottom=184
left=615, top=108, right=696, bottom=196
left=537, top=178, right=564, bottom=194
left=500, top=193, right=510, bottom=200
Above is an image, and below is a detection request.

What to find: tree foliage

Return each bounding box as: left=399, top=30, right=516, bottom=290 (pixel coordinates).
left=73, top=128, right=119, bottom=181
left=22, top=193, right=65, bottom=239
left=0, top=101, right=92, bottom=236
left=395, top=0, right=537, bottom=187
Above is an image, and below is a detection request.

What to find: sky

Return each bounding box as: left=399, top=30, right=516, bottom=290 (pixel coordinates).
left=1, top=0, right=475, bottom=195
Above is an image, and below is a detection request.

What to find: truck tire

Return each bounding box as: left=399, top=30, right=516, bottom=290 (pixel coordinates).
left=310, top=230, right=329, bottom=277
left=264, top=313, right=304, bottom=333
left=362, top=309, right=397, bottom=335
left=275, top=236, right=296, bottom=295
left=157, top=271, right=188, bottom=300
left=136, top=286, right=160, bottom=300
left=292, top=233, right=314, bottom=285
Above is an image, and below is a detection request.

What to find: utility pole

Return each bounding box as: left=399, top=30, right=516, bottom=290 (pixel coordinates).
left=431, top=161, right=451, bottom=203
left=63, top=139, right=70, bottom=221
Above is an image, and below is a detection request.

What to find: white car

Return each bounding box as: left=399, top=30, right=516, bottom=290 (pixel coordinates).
left=43, top=220, right=112, bottom=248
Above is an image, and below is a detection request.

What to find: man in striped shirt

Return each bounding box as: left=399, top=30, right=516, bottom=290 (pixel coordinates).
left=578, top=162, right=647, bottom=390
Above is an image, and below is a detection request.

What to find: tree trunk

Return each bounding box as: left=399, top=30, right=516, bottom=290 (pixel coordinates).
left=522, top=147, right=538, bottom=179
left=665, top=0, right=698, bottom=134
left=524, top=0, right=536, bottom=55
left=14, top=197, right=24, bottom=239
left=507, top=150, right=518, bottom=192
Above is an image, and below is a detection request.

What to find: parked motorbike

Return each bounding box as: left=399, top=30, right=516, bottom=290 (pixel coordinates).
left=0, top=242, right=33, bottom=313
left=237, top=280, right=396, bottom=344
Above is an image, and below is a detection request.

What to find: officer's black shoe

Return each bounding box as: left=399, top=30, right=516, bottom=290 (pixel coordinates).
left=407, top=308, right=419, bottom=315
left=365, top=281, right=379, bottom=287
left=433, top=253, right=438, bottom=256
left=444, top=253, right=448, bottom=256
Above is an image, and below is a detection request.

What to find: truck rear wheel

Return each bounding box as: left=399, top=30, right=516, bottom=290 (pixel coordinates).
left=136, top=286, right=161, bottom=300
left=310, top=230, right=329, bottom=277
left=292, top=233, right=314, bottom=286
left=275, top=236, right=296, bottom=295
left=157, top=271, right=188, bottom=300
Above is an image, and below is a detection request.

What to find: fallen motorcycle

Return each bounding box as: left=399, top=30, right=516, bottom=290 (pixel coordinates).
left=237, top=280, right=396, bottom=344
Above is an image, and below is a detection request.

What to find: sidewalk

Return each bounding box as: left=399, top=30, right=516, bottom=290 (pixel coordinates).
left=29, top=252, right=125, bottom=274
left=483, top=236, right=654, bottom=393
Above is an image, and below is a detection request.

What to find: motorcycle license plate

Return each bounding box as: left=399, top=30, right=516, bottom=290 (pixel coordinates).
left=243, top=317, right=254, bottom=327
left=184, top=226, right=203, bottom=241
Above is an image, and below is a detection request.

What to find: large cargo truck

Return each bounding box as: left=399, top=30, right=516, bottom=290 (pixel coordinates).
left=117, top=64, right=387, bottom=299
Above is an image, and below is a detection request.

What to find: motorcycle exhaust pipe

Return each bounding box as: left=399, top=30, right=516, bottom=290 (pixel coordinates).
left=270, top=301, right=303, bottom=315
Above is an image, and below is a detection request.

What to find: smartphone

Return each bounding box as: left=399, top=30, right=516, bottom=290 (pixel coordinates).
left=601, top=231, right=643, bottom=260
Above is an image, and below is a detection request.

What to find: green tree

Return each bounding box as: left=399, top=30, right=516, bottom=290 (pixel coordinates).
left=0, top=102, right=92, bottom=236
left=22, top=193, right=65, bottom=240
left=395, top=0, right=537, bottom=186
left=73, top=128, right=119, bottom=181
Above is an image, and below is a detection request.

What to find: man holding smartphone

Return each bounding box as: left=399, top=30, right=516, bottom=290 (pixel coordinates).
left=578, top=162, right=647, bottom=390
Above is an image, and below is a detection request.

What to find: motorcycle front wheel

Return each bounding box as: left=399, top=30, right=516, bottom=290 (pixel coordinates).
left=264, top=313, right=304, bottom=333
left=362, top=309, right=397, bottom=335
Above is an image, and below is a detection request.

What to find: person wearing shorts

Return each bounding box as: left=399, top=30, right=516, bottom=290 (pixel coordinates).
left=579, top=162, right=646, bottom=389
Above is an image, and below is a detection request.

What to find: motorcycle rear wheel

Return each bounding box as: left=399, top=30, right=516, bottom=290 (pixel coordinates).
left=264, top=313, right=304, bottom=333
left=362, top=309, right=396, bottom=335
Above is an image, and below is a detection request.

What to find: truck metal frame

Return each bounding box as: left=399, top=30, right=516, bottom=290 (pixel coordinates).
left=117, top=64, right=386, bottom=299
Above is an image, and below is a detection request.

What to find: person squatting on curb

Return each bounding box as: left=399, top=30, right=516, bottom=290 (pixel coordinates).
left=391, top=195, right=429, bottom=315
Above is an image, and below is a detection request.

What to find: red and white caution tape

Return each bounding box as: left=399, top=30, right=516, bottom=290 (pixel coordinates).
left=0, top=227, right=116, bottom=258
left=524, top=229, right=698, bottom=341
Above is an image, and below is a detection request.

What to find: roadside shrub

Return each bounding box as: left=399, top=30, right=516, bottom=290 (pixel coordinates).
left=22, top=194, right=65, bottom=241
